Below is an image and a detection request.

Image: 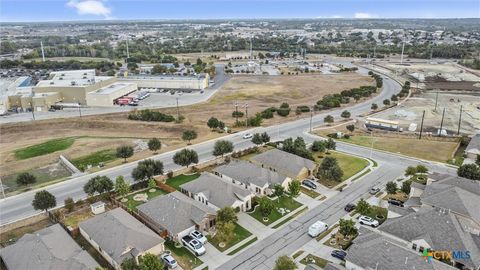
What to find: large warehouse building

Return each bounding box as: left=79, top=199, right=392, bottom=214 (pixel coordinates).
left=2, top=69, right=210, bottom=112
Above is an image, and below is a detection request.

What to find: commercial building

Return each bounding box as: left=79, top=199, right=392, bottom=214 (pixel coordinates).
left=86, top=82, right=137, bottom=107
left=120, top=74, right=209, bottom=90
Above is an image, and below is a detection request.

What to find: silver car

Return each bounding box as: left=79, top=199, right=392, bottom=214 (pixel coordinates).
left=161, top=252, right=178, bottom=268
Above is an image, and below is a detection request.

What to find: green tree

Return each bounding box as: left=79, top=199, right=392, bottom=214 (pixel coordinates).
left=217, top=207, right=238, bottom=224
left=311, top=140, right=326, bottom=152
left=261, top=132, right=270, bottom=143
left=371, top=103, right=378, bottom=110
left=325, top=138, right=336, bottom=153
left=131, top=159, right=164, bottom=182
left=259, top=196, right=275, bottom=217
left=64, top=197, right=75, bottom=213
left=405, top=166, right=417, bottom=176
left=457, top=164, right=480, bottom=180
left=207, top=117, right=220, bottom=129
left=273, top=255, right=297, bottom=270
left=386, top=181, right=398, bottom=194
left=83, top=176, right=113, bottom=196
left=277, top=102, right=291, bottom=117
left=356, top=198, right=371, bottom=215
left=339, top=218, right=358, bottom=238
left=148, top=178, right=157, bottom=189
left=288, top=180, right=301, bottom=197
left=121, top=258, right=138, bottom=270
left=401, top=180, right=412, bottom=194
left=182, top=130, right=198, bottom=144
left=139, top=253, right=163, bottom=270
left=273, top=184, right=285, bottom=198
left=147, top=138, right=161, bottom=154
left=16, top=172, right=37, bottom=186
left=173, top=149, right=199, bottom=168
left=346, top=124, right=355, bottom=133
left=324, top=115, right=334, bottom=124
left=115, top=176, right=130, bottom=197
left=252, top=133, right=263, bottom=145
left=416, top=165, right=428, bottom=174
left=215, top=221, right=235, bottom=244
left=476, top=155, right=480, bottom=166
left=391, top=94, right=398, bottom=102
left=383, top=99, right=391, bottom=106
left=213, top=140, right=234, bottom=156
left=317, top=156, right=343, bottom=182
left=32, top=190, right=56, bottom=212
left=341, top=110, right=351, bottom=119
left=116, top=145, right=134, bottom=163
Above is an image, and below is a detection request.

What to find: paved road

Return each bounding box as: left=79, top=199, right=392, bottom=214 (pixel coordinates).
left=0, top=65, right=228, bottom=124
left=0, top=67, right=429, bottom=228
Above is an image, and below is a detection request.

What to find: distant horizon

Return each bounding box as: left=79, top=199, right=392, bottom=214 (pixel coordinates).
left=1, top=0, right=479, bottom=23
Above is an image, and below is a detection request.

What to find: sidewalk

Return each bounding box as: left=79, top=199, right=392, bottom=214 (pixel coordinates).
left=237, top=212, right=275, bottom=240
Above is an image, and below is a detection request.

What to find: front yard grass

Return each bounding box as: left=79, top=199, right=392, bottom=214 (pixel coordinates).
left=249, top=196, right=302, bottom=225
left=122, top=188, right=167, bottom=211
left=165, top=240, right=203, bottom=270
left=227, top=237, right=258, bottom=255
left=324, top=231, right=358, bottom=250
left=300, top=254, right=331, bottom=268
left=383, top=191, right=408, bottom=202
left=166, top=173, right=200, bottom=191
left=364, top=206, right=388, bottom=225
left=208, top=223, right=252, bottom=252
left=313, top=151, right=369, bottom=188
left=14, top=137, right=75, bottom=160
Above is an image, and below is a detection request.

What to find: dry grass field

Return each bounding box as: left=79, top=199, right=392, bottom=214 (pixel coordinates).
left=1, top=72, right=373, bottom=178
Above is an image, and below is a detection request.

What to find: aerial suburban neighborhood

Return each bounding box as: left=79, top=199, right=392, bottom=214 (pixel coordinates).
left=0, top=1, right=479, bottom=270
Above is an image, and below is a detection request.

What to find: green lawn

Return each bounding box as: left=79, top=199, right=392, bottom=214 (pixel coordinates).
left=365, top=206, right=388, bottom=224
left=71, top=149, right=117, bottom=171
left=314, top=151, right=369, bottom=187
left=227, top=237, right=258, bottom=255
left=300, top=254, right=331, bottom=268
left=14, top=137, right=75, bottom=160
left=165, top=240, right=203, bottom=270
left=249, top=196, right=303, bottom=225
left=208, top=223, right=252, bottom=252
left=166, top=173, right=200, bottom=190
left=122, top=188, right=167, bottom=211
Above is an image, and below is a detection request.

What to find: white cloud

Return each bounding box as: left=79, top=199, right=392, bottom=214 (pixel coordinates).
left=354, top=12, right=376, bottom=19
left=67, top=0, right=112, bottom=19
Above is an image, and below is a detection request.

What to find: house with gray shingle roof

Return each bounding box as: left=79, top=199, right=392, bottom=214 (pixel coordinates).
left=346, top=227, right=456, bottom=270
left=250, top=148, right=316, bottom=179
left=213, top=159, right=291, bottom=195
left=0, top=224, right=99, bottom=270
left=378, top=208, right=480, bottom=270
left=464, top=133, right=480, bottom=164
left=137, top=191, right=217, bottom=241
left=79, top=208, right=165, bottom=269
left=180, top=172, right=254, bottom=212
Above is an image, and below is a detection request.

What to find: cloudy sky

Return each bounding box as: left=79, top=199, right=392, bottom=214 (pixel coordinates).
left=1, top=0, right=479, bottom=22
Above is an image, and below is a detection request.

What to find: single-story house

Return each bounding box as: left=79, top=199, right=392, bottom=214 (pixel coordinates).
left=345, top=227, right=456, bottom=270
left=79, top=208, right=165, bottom=269
left=180, top=172, right=255, bottom=212
left=213, top=159, right=291, bottom=195
left=0, top=224, right=99, bottom=270
left=137, top=191, right=217, bottom=241
left=464, top=133, right=480, bottom=164
left=250, top=148, right=316, bottom=179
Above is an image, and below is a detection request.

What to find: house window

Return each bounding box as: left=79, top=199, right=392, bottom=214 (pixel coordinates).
left=232, top=179, right=235, bottom=184
left=256, top=187, right=261, bottom=193
left=419, top=247, right=424, bottom=253
left=412, top=243, right=417, bottom=250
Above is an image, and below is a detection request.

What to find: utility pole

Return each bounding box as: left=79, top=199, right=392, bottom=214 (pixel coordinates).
left=434, top=91, right=439, bottom=112
left=439, top=108, right=446, bottom=137
left=40, top=41, right=45, bottom=62
left=244, top=103, right=249, bottom=127
left=419, top=110, right=425, bottom=139
left=400, top=36, right=406, bottom=65
left=176, top=97, right=180, bottom=120
left=234, top=101, right=239, bottom=125
left=126, top=38, right=130, bottom=59
left=0, top=177, right=5, bottom=199
left=369, top=131, right=375, bottom=159
left=30, top=101, right=35, bottom=120
left=457, top=105, right=463, bottom=135
left=309, top=106, right=314, bottom=132
left=78, top=103, right=82, bottom=118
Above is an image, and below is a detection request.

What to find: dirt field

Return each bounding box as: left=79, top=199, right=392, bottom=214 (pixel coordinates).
left=1, top=72, right=373, bottom=178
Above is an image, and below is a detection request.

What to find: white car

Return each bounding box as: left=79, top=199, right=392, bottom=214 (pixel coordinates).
left=182, top=235, right=206, bottom=256
left=190, top=230, right=208, bottom=245
left=358, top=215, right=379, bottom=227
left=242, top=133, right=253, bottom=139
left=160, top=252, right=178, bottom=268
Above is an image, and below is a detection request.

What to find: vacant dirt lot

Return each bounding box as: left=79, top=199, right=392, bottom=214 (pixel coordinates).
left=1, top=73, right=373, bottom=177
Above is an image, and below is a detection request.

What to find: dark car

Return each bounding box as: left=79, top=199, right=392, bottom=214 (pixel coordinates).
left=331, top=250, right=347, bottom=260
left=388, top=199, right=404, bottom=207
left=302, top=179, right=317, bottom=189
left=344, top=203, right=356, bottom=212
